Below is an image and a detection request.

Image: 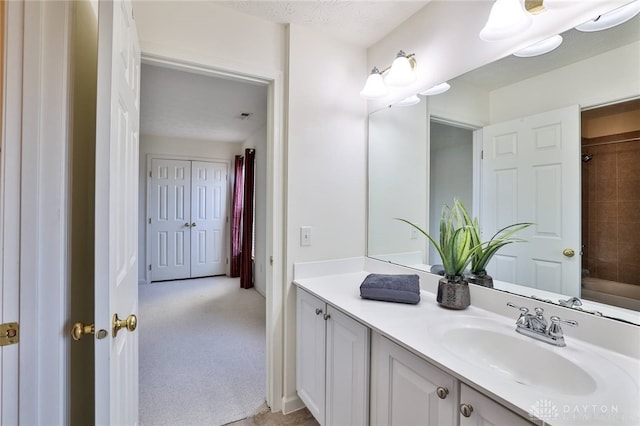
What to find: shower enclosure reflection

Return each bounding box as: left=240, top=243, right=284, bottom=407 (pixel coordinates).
left=580, top=99, right=640, bottom=312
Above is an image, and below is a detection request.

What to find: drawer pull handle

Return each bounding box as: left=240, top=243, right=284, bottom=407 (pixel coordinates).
left=323, top=313, right=331, bottom=321
left=436, top=386, right=449, bottom=399
left=460, top=403, right=474, bottom=418
left=315, top=308, right=323, bottom=316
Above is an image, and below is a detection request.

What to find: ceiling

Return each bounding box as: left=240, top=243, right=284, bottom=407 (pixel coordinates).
left=215, top=1, right=431, bottom=48
left=140, top=64, right=268, bottom=143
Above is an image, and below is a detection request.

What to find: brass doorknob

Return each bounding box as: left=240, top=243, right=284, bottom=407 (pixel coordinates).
left=191, top=222, right=196, bottom=227
left=184, top=222, right=191, bottom=227
left=563, top=248, right=575, bottom=258
left=113, top=313, right=137, bottom=338
left=72, top=322, right=95, bottom=341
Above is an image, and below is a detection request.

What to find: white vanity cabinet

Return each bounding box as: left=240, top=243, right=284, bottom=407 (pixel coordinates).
left=459, top=384, right=534, bottom=426
left=370, top=333, right=458, bottom=426
left=296, top=288, right=370, bottom=426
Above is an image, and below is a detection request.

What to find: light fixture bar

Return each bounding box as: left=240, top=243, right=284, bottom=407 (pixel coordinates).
left=524, top=0, right=545, bottom=14
left=360, top=50, right=417, bottom=99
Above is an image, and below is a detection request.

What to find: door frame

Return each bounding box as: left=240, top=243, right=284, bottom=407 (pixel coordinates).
left=144, top=154, right=231, bottom=282
left=141, top=53, right=285, bottom=412
left=12, top=1, right=72, bottom=424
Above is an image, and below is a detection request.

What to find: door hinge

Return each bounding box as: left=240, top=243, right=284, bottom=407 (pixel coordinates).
left=149, top=170, right=152, bottom=178
left=481, top=150, right=484, bottom=160
left=149, top=264, right=152, bottom=271
left=226, top=258, right=229, bottom=264
left=0, top=323, right=19, bottom=347
left=148, top=217, right=151, bottom=224
left=270, top=256, right=274, bottom=266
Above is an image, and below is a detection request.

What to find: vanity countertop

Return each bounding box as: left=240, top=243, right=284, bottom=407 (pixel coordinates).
left=293, top=258, right=640, bottom=426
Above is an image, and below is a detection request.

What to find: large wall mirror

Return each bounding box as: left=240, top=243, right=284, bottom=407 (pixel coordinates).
left=367, top=13, right=640, bottom=325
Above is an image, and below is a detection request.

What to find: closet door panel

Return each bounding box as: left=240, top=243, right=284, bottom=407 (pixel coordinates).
left=190, top=161, right=228, bottom=277
left=149, top=158, right=191, bottom=281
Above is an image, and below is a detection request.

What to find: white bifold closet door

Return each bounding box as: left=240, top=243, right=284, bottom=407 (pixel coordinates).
left=150, top=158, right=227, bottom=281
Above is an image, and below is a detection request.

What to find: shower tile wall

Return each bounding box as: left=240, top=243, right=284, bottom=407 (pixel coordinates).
left=582, top=133, right=640, bottom=285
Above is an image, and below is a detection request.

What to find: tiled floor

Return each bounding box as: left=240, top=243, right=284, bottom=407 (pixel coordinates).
left=226, top=407, right=319, bottom=426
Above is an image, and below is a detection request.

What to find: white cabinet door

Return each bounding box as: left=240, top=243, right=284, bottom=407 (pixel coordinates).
left=296, top=288, right=326, bottom=425
left=325, top=305, right=370, bottom=426
left=459, top=384, right=534, bottom=426
left=150, top=159, right=192, bottom=281
left=371, top=333, right=457, bottom=426
left=481, top=105, right=580, bottom=296
left=190, top=161, right=227, bottom=277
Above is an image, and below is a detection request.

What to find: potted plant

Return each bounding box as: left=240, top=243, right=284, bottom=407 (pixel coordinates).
left=396, top=199, right=478, bottom=309
left=460, top=206, right=532, bottom=288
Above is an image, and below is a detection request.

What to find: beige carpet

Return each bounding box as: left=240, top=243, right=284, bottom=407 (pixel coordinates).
left=139, top=276, right=266, bottom=425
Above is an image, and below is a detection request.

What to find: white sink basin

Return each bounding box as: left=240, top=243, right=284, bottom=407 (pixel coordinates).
left=440, top=326, right=597, bottom=395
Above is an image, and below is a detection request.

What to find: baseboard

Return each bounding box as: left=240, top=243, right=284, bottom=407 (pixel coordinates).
left=281, top=395, right=304, bottom=415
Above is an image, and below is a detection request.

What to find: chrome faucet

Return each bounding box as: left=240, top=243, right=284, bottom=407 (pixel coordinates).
left=559, top=296, right=582, bottom=308
left=507, top=302, right=578, bottom=347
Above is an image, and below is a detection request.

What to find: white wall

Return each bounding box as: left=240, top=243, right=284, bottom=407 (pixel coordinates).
left=368, top=101, right=428, bottom=260
left=283, top=23, right=368, bottom=409
left=428, top=79, right=490, bottom=127
left=429, top=122, right=473, bottom=265
left=242, top=126, right=268, bottom=297
left=138, top=134, right=241, bottom=281
left=134, top=1, right=284, bottom=79
left=490, top=40, right=640, bottom=123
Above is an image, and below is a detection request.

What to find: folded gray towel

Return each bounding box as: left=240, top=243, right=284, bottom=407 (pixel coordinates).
left=360, top=274, right=420, bottom=304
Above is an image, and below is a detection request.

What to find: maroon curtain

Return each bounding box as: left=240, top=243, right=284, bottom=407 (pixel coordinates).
left=240, top=149, right=256, bottom=289
left=230, top=155, right=244, bottom=278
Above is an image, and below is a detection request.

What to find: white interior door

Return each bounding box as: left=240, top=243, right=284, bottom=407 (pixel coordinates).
left=94, top=0, right=141, bottom=424
left=481, top=105, right=580, bottom=296
left=150, top=159, right=192, bottom=281
left=190, top=161, right=228, bottom=277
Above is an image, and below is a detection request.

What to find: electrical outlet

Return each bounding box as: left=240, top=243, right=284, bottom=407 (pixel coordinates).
left=300, top=226, right=312, bottom=247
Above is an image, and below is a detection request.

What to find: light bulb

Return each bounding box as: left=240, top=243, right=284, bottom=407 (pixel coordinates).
left=480, top=0, right=533, bottom=42
left=385, top=51, right=416, bottom=86
left=575, top=0, right=640, bottom=32
left=360, top=67, right=388, bottom=99
left=419, top=82, right=451, bottom=96
left=514, top=34, right=563, bottom=57
left=395, top=95, right=421, bottom=107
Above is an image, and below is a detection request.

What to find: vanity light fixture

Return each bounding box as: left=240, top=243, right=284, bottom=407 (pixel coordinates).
left=419, top=82, right=451, bottom=96
left=513, top=34, right=563, bottom=57
left=575, top=0, right=640, bottom=32
left=360, top=50, right=417, bottom=99
left=385, top=50, right=417, bottom=86
left=360, top=67, right=388, bottom=98
left=395, top=95, right=421, bottom=107
left=480, top=0, right=533, bottom=42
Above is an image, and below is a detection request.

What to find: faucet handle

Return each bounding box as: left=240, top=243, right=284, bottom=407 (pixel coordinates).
left=507, top=302, right=529, bottom=314
left=507, top=302, right=530, bottom=327
left=548, top=316, right=578, bottom=344
left=550, top=316, right=578, bottom=328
